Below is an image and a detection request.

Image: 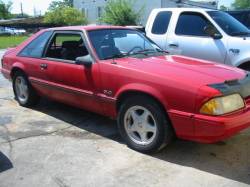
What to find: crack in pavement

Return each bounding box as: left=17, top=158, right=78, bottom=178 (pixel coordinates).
left=0, top=112, right=97, bottom=145
left=0, top=125, right=73, bottom=145
left=1, top=124, right=14, bottom=160
left=53, top=177, right=70, bottom=187
left=0, top=97, right=13, bottom=101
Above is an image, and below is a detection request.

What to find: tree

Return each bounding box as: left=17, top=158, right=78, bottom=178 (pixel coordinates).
left=100, top=0, right=143, bottom=26
left=232, top=0, right=250, bottom=10
left=44, top=6, right=87, bottom=26
left=0, top=0, right=12, bottom=19
left=220, top=5, right=228, bottom=11
left=48, top=0, right=73, bottom=11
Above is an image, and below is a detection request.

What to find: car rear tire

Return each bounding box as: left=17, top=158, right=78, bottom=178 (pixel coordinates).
left=13, top=71, right=40, bottom=107
left=118, top=95, right=174, bottom=153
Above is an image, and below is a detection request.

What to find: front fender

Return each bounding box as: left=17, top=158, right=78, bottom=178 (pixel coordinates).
left=235, top=58, right=250, bottom=68
left=115, top=83, right=169, bottom=112
left=11, top=62, right=26, bottom=74
left=228, top=48, right=250, bottom=67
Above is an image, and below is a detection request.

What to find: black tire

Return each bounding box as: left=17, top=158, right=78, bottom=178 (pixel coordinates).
left=13, top=71, right=40, bottom=107
left=118, top=95, right=174, bottom=154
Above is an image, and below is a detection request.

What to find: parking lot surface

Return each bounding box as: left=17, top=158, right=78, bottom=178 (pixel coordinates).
left=0, top=50, right=249, bottom=187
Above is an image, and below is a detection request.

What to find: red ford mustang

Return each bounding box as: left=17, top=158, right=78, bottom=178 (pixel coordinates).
left=1, top=26, right=250, bottom=153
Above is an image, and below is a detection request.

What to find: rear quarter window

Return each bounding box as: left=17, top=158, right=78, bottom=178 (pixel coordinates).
left=19, top=31, right=53, bottom=58
left=151, top=11, right=172, bottom=35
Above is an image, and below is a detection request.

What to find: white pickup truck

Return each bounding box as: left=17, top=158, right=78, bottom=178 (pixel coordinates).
left=146, top=8, right=250, bottom=70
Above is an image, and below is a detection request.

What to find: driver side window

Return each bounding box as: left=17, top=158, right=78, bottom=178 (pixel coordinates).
left=176, top=12, right=212, bottom=37
left=45, top=32, right=89, bottom=62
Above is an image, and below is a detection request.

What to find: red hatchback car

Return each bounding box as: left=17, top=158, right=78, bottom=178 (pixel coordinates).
left=1, top=26, right=250, bottom=153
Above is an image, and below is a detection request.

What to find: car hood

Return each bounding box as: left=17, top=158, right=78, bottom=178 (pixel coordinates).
left=114, top=55, right=246, bottom=87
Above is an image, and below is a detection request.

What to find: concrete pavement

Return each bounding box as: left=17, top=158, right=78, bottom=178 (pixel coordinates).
left=0, top=50, right=249, bottom=187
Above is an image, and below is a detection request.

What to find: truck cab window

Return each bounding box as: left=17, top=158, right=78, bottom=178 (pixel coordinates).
left=151, top=11, right=172, bottom=35
left=176, top=12, right=211, bottom=37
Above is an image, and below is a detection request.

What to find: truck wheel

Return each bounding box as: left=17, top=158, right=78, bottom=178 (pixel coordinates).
left=13, top=71, right=40, bottom=107
left=118, top=95, right=174, bottom=153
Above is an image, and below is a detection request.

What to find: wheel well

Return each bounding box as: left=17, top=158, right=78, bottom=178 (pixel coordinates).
left=10, top=67, right=25, bottom=79
left=238, top=62, right=250, bottom=71
left=117, top=91, right=167, bottom=115
left=116, top=91, right=176, bottom=135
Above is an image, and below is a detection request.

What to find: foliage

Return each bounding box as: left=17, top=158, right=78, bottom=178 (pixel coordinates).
left=99, top=0, right=143, bottom=26
left=232, top=0, right=250, bottom=10
left=220, top=5, right=228, bottom=11
left=49, top=0, right=73, bottom=11
left=44, top=6, right=87, bottom=26
left=0, top=0, right=12, bottom=19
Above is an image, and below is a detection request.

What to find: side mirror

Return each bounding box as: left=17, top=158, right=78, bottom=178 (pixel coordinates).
left=75, top=55, right=93, bottom=68
left=204, top=25, right=222, bottom=40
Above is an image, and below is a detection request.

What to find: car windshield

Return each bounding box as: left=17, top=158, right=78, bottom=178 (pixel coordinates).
left=88, top=29, right=165, bottom=60
left=207, top=11, right=250, bottom=36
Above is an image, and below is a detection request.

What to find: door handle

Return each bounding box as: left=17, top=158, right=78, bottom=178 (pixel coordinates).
left=40, top=63, right=48, bottom=70
left=169, top=42, right=179, bottom=48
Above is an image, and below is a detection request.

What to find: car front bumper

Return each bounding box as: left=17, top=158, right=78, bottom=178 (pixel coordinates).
left=192, top=107, right=250, bottom=143
left=169, top=105, right=250, bottom=143
left=0, top=68, right=11, bottom=80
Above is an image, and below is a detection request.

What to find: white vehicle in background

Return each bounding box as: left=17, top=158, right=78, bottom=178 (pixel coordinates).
left=14, top=28, right=26, bottom=35
left=4, top=27, right=26, bottom=35
left=146, top=8, right=250, bottom=70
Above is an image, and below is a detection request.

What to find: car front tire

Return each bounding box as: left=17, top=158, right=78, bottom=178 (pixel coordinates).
left=118, top=95, right=174, bottom=153
left=13, top=71, right=40, bottom=107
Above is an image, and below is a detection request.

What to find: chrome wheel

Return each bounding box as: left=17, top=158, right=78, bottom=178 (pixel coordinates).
left=124, top=106, right=157, bottom=145
left=15, top=76, right=29, bottom=103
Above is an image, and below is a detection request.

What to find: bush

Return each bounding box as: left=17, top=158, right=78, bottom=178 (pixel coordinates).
left=44, top=7, right=87, bottom=26
left=232, top=0, right=250, bottom=10
left=0, top=32, right=11, bottom=36
left=100, top=0, right=143, bottom=26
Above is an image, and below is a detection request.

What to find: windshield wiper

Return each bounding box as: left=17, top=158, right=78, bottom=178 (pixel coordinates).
left=231, top=31, right=250, bottom=36
left=102, top=49, right=168, bottom=60
left=129, top=49, right=157, bottom=56
left=132, top=49, right=169, bottom=55
left=156, top=48, right=169, bottom=54
left=102, top=53, right=128, bottom=60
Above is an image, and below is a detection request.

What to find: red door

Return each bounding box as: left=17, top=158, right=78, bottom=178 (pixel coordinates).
left=42, top=60, right=103, bottom=114
left=35, top=31, right=103, bottom=114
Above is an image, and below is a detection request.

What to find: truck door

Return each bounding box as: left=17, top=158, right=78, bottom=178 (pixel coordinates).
left=167, top=12, right=227, bottom=64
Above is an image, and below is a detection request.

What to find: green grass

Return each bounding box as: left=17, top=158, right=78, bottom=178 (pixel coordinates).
left=0, top=35, right=29, bottom=49
left=56, top=35, right=82, bottom=45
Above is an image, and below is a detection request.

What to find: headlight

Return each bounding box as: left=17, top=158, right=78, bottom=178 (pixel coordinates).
left=200, top=94, right=245, bottom=115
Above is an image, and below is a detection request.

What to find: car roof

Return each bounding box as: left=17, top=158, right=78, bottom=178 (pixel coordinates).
left=46, top=25, right=128, bottom=32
